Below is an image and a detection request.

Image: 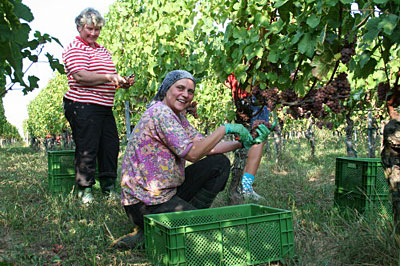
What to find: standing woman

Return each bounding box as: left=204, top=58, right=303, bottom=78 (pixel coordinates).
left=114, top=70, right=266, bottom=249
left=63, top=7, right=127, bottom=204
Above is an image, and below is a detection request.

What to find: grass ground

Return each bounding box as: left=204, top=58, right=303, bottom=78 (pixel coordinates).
left=0, top=132, right=399, bottom=265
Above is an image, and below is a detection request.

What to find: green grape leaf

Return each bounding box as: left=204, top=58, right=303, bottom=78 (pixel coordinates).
left=378, top=14, right=398, bottom=36
left=298, top=33, right=315, bottom=58
left=274, top=0, right=289, bottom=8
left=364, top=18, right=380, bottom=42
left=13, top=1, right=34, bottom=22
left=306, top=14, right=320, bottom=28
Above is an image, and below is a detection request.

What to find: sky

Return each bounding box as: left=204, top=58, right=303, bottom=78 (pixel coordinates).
left=3, top=0, right=117, bottom=138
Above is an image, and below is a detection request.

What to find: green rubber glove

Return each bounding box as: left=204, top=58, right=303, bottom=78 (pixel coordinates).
left=254, top=121, right=277, bottom=143
left=224, top=124, right=254, bottom=150
left=224, top=123, right=247, bottom=135
left=239, top=133, right=255, bottom=150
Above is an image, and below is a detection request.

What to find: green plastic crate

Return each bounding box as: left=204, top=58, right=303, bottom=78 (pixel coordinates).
left=144, top=204, right=294, bottom=266
left=48, top=173, right=75, bottom=194
left=334, top=188, right=392, bottom=218
left=48, top=150, right=75, bottom=194
left=335, top=157, right=389, bottom=196
left=47, top=150, right=98, bottom=194
left=48, top=150, right=76, bottom=176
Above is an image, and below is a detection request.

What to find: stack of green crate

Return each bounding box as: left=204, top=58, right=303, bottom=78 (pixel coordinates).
left=334, top=157, right=391, bottom=217
left=144, top=204, right=294, bottom=266
left=47, top=150, right=76, bottom=194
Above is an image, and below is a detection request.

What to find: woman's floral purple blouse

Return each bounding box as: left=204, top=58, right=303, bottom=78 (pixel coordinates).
left=121, top=102, right=203, bottom=206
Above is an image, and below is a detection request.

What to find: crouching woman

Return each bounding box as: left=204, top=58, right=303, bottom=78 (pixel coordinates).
left=114, top=70, right=256, bottom=249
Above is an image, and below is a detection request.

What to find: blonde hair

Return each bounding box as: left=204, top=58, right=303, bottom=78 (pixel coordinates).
left=75, top=7, right=104, bottom=28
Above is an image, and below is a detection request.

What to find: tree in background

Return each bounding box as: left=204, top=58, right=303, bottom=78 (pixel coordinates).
left=100, top=0, right=232, bottom=136
left=0, top=97, right=21, bottom=142
left=0, top=0, right=64, bottom=97
left=0, top=0, right=65, bottom=142
left=26, top=72, right=70, bottom=149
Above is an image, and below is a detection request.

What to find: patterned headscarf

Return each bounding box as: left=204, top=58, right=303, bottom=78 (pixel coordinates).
left=148, top=70, right=196, bottom=108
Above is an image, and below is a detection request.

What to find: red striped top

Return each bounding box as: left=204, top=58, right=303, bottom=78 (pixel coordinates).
left=62, top=37, right=117, bottom=107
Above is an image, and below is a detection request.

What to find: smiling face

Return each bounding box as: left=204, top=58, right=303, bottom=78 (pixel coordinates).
left=78, top=24, right=101, bottom=47
left=162, top=78, right=195, bottom=116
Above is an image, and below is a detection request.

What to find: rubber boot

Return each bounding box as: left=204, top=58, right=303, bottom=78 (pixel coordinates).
left=100, top=177, right=118, bottom=200
left=189, top=188, right=218, bottom=209
left=77, top=186, right=94, bottom=204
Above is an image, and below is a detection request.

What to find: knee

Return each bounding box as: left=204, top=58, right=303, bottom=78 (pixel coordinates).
left=211, top=153, right=231, bottom=171
left=210, top=154, right=231, bottom=190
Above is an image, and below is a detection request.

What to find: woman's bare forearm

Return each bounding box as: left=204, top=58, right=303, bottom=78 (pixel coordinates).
left=72, top=70, right=125, bottom=86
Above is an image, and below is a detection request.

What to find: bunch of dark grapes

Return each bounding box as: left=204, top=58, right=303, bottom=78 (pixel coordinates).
left=298, top=88, right=329, bottom=119
left=186, top=101, right=198, bottom=118
left=237, top=111, right=251, bottom=123
left=280, top=89, right=298, bottom=103
left=118, top=74, right=136, bottom=89
left=235, top=97, right=253, bottom=124
left=341, top=33, right=356, bottom=64
left=319, top=85, right=337, bottom=103
left=313, top=89, right=325, bottom=115
left=331, top=72, right=351, bottom=98
left=341, top=48, right=356, bottom=64
left=377, top=82, right=390, bottom=102
left=259, top=87, right=280, bottom=111
left=312, top=85, right=338, bottom=116
left=326, top=99, right=342, bottom=113
left=300, top=89, right=317, bottom=115
left=250, top=120, right=277, bottom=139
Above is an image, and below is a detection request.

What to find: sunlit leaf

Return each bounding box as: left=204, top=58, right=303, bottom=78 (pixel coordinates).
left=274, top=0, right=289, bottom=8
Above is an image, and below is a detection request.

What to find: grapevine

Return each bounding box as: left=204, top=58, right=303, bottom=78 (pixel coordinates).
left=227, top=72, right=352, bottom=130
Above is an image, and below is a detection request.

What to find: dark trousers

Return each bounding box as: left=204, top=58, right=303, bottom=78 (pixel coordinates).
left=124, top=153, right=231, bottom=229
left=63, top=98, right=119, bottom=187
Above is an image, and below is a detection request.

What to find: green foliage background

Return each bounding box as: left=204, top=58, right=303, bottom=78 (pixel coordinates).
left=0, top=0, right=64, bottom=141
left=21, top=0, right=400, bottom=142
left=26, top=73, right=69, bottom=139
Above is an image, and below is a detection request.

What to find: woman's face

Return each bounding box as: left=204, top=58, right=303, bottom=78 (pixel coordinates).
left=78, top=24, right=101, bottom=47
left=162, top=78, right=195, bottom=116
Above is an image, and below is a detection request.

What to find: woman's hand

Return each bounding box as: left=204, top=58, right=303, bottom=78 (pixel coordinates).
left=106, top=73, right=126, bottom=87
left=224, top=123, right=254, bottom=150
left=239, top=133, right=255, bottom=150
left=254, top=121, right=277, bottom=143
left=117, top=74, right=136, bottom=89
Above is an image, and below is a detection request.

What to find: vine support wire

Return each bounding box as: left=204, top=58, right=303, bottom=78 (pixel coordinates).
left=367, top=111, right=376, bottom=158
left=125, top=101, right=131, bottom=137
